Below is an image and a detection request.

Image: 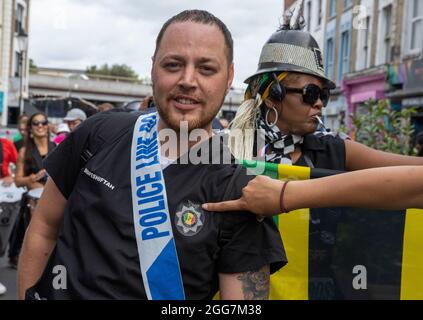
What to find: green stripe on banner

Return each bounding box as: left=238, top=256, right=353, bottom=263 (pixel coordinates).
left=242, top=160, right=278, bottom=179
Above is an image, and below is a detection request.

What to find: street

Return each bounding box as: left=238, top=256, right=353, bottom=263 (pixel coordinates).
left=0, top=254, right=17, bottom=300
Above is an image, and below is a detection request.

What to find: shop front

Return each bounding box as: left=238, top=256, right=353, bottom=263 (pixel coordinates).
left=387, top=58, right=423, bottom=134
left=323, top=93, right=347, bottom=132
left=342, top=66, right=387, bottom=128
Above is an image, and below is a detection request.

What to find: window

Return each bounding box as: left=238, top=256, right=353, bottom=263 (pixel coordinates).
left=329, top=0, right=336, bottom=17
left=306, top=1, right=312, bottom=31
left=339, top=31, right=350, bottom=81
left=358, top=16, right=371, bottom=70
left=325, top=38, right=335, bottom=80
left=317, top=0, right=323, bottom=27
left=383, top=5, right=392, bottom=63
left=344, top=0, right=353, bottom=9
left=411, top=0, right=423, bottom=50
left=15, top=3, right=24, bottom=33
left=363, top=17, right=371, bottom=68
left=14, top=52, right=21, bottom=77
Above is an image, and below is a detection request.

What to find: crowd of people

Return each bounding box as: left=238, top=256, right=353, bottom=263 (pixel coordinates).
left=0, top=105, right=106, bottom=296
left=0, top=5, right=423, bottom=300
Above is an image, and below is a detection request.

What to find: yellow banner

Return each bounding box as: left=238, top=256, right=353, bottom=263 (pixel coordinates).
left=401, top=209, right=423, bottom=300
left=270, top=208, right=310, bottom=300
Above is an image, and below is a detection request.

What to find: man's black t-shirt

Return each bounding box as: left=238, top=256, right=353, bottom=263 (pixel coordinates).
left=26, top=112, right=287, bottom=300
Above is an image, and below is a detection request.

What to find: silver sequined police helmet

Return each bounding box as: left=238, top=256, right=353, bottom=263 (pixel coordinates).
left=245, top=13, right=336, bottom=90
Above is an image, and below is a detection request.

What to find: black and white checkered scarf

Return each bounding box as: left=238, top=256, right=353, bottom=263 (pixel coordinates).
left=248, top=73, right=346, bottom=165
left=256, top=110, right=304, bottom=165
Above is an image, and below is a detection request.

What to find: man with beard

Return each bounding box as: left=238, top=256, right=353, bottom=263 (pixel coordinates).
left=18, top=10, right=286, bottom=300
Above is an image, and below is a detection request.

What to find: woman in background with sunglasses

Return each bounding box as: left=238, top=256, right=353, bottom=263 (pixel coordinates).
left=229, top=8, right=423, bottom=172
left=15, top=112, right=56, bottom=191
left=10, top=113, right=56, bottom=268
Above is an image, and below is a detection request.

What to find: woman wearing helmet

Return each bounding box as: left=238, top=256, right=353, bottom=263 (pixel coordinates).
left=206, top=3, right=423, bottom=214
left=230, top=12, right=422, bottom=170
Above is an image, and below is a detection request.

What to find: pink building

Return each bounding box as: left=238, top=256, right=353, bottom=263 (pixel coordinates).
left=342, top=66, right=387, bottom=127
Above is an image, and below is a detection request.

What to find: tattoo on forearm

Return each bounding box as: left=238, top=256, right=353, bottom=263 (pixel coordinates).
left=236, top=265, right=270, bottom=300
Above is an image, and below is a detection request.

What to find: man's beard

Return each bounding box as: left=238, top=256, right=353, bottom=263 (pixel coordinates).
left=156, top=96, right=225, bottom=133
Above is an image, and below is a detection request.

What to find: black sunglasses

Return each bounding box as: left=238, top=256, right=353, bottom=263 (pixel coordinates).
left=285, top=84, right=330, bottom=107
left=31, top=120, right=48, bottom=127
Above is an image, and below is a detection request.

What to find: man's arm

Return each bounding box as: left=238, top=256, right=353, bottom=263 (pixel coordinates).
left=219, top=265, right=270, bottom=300
left=18, top=177, right=67, bottom=299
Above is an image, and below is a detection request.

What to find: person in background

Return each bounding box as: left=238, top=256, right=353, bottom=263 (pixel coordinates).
left=53, top=123, right=70, bottom=145
left=0, top=135, right=18, bottom=296
left=97, top=103, right=115, bottom=112
left=49, top=123, right=57, bottom=134
left=9, top=113, right=56, bottom=269
left=0, top=137, right=18, bottom=276
left=13, top=114, right=29, bottom=152
left=415, top=132, right=423, bottom=157
left=63, top=108, right=87, bottom=132
left=219, top=118, right=229, bottom=129
left=15, top=113, right=56, bottom=190
left=140, top=96, right=155, bottom=111
left=0, top=137, right=18, bottom=187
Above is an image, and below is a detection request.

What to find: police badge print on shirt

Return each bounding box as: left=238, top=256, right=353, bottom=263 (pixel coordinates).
left=175, top=201, right=206, bottom=237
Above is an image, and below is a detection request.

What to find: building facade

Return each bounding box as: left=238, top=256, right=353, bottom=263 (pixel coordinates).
left=322, top=0, right=359, bottom=131
left=387, top=0, right=423, bottom=133
left=342, top=0, right=404, bottom=128
left=343, top=0, right=423, bottom=134
left=284, top=0, right=422, bottom=135
left=283, top=0, right=327, bottom=49
left=0, top=0, right=30, bottom=126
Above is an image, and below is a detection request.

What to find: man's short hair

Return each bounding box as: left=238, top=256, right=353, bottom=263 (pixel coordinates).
left=154, top=9, right=234, bottom=64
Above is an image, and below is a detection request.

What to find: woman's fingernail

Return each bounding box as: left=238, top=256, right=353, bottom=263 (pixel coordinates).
left=202, top=204, right=208, bottom=210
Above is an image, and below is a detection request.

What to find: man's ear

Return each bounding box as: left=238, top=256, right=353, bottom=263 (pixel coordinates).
left=226, top=63, right=234, bottom=93
left=151, top=56, right=155, bottom=85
